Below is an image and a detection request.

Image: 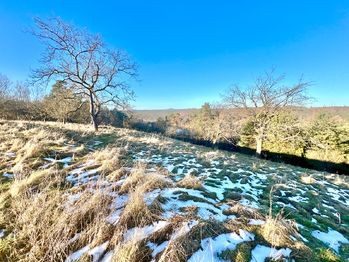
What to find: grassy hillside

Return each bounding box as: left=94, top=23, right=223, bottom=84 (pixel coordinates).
left=0, top=120, right=349, bottom=261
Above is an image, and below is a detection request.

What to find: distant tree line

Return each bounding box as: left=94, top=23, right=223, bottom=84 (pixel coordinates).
left=126, top=69, right=349, bottom=170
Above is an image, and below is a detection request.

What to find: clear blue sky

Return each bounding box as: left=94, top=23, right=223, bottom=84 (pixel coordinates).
left=1, top=0, right=348, bottom=109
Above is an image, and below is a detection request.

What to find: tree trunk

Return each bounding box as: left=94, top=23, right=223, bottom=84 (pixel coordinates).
left=256, top=139, right=262, bottom=158
left=92, top=114, right=98, bottom=131
left=89, top=91, right=98, bottom=132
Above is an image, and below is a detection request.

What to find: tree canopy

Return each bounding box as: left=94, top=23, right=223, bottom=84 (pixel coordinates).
left=221, top=67, right=313, bottom=157
left=27, top=15, right=138, bottom=131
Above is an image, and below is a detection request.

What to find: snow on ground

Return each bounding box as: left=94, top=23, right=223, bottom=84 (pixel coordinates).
left=0, top=229, right=5, bottom=238
left=188, top=229, right=254, bottom=262
left=43, top=156, right=72, bottom=168
left=312, top=228, right=349, bottom=253
left=4, top=153, right=15, bottom=157
left=250, top=245, right=292, bottom=262
left=2, top=172, right=13, bottom=178
left=248, top=219, right=265, bottom=225
left=30, top=129, right=349, bottom=261
left=147, top=240, right=169, bottom=260
left=124, top=221, right=169, bottom=242
left=65, top=241, right=109, bottom=262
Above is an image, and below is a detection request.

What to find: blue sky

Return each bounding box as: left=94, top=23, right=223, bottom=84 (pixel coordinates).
left=1, top=1, right=349, bottom=109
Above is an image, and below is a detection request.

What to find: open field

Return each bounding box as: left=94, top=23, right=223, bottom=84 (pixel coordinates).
left=0, top=120, right=349, bottom=261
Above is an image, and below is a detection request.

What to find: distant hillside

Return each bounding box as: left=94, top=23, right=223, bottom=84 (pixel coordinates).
left=296, top=106, right=349, bottom=121
left=133, top=108, right=199, bottom=122
left=133, top=106, right=349, bottom=123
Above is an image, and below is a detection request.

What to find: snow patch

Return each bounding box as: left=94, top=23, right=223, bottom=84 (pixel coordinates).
left=312, top=227, right=349, bottom=253
left=188, top=229, right=254, bottom=262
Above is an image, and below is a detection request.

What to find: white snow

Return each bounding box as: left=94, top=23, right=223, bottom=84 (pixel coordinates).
left=144, top=189, right=161, bottom=204
left=298, top=233, right=309, bottom=243
left=188, top=229, right=254, bottom=262
left=89, top=241, right=109, bottom=262
left=250, top=245, right=292, bottom=262
left=248, top=219, right=265, bottom=225
left=100, top=251, right=113, bottom=262
left=288, top=195, right=309, bottom=203
left=146, top=241, right=169, bottom=259
left=0, top=229, right=5, bottom=238
left=312, top=227, right=349, bottom=253
left=2, top=172, right=13, bottom=178
left=124, top=221, right=169, bottom=242
left=4, top=153, right=15, bottom=157
left=44, top=157, right=72, bottom=168
left=312, top=207, right=319, bottom=214
left=65, top=245, right=90, bottom=262
left=108, top=209, right=123, bottom=225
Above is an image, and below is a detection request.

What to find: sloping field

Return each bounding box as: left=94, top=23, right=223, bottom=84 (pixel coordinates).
left=0, top=120, right=348, bottom=262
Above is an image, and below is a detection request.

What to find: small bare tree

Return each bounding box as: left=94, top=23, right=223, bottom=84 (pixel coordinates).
left=0, top=73, right=13, bottom=102
left=27, top=15, right=138, bottom=131
left=221, top=67, right=313, bottom=157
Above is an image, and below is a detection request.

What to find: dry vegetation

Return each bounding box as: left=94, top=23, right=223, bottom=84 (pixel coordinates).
left=0, top=120, right=348, bottom=262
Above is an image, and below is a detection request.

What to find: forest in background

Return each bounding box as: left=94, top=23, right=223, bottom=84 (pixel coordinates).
left=1, top=71, right=349, bottom=174
left=130, top=104, right=349, bottom=174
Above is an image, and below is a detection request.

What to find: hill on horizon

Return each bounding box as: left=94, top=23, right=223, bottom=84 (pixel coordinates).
left=133, top=106, right=349, bottom=123
left=133, top=108, right=199, bottom=122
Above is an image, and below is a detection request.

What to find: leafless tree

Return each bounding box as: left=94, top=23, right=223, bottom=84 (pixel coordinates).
left=27, top=15, right=138, bottom=131
left=0, top=73, right=13, bottom=102
left=221, top=67, right=313, bottom=157
left=0, top=73, right=14, bottom=118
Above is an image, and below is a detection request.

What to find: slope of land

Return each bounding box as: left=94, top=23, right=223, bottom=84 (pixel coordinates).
left=0, top=120, right=348, bottom=261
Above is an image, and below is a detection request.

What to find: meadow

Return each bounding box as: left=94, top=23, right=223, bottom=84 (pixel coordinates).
left=0, top=120, right=348, bottom=262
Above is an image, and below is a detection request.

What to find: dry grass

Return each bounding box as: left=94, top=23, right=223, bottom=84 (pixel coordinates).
left=260, top=209, right=299, bottom=248
left=175, top=174, right=206, bottom=190
left=1, top=120, right=344, bottom=261
left=301, top=175, right=316, bottom=184
left=0, top=171, right=115, bottom=261
left=224, top=202, right=264, bottom=220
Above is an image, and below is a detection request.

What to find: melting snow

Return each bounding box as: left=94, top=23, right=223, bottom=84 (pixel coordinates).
left=147, top=241, right=169, bottom=259
left=248, top=219, right=265, bottom=225
left=108, top=209, right=123, bottom=225
left=124, top=221, right=169, bottom=242
left=250, top=245, right=292, bottom=262
left=100, top=251, right=113, bottom=262
left=188, top=229, right=254, bottom=262
left=4, top=153, right=15, bottom=157
left=89, top=241, right=109, bottom=262
left=312, top=227, right=349, bottom=253
left=0, top=229, right=5, bottom=238
left=65, top=245, right=90, bottom=262
left=44, top=157, right=72, bottom=168
left=2, top=172, right=13, bottom=178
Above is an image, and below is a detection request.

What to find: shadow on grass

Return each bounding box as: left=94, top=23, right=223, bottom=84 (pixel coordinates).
left=29, top=121, right=349, bottom=176
left=170, top=135, right=349, bottom=176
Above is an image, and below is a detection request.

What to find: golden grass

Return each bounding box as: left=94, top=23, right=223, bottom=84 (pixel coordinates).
left=0, top=120, right=341, bottom=261
left=260, top=210, right=299, bottom=248
left=175, top=174, right=205, bottom=189
left=1, top=173, right=115, bottom=261
left=301, top=175, right=316, bottom=184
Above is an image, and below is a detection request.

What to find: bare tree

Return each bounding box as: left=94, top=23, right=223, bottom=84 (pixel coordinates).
left=0, top=73, right=13, bottom=102
left=0, top=73, right=13, bottom=118
left=221, top=67, right=313, bottom=157
left=27, top=15, right=138, bottom=131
